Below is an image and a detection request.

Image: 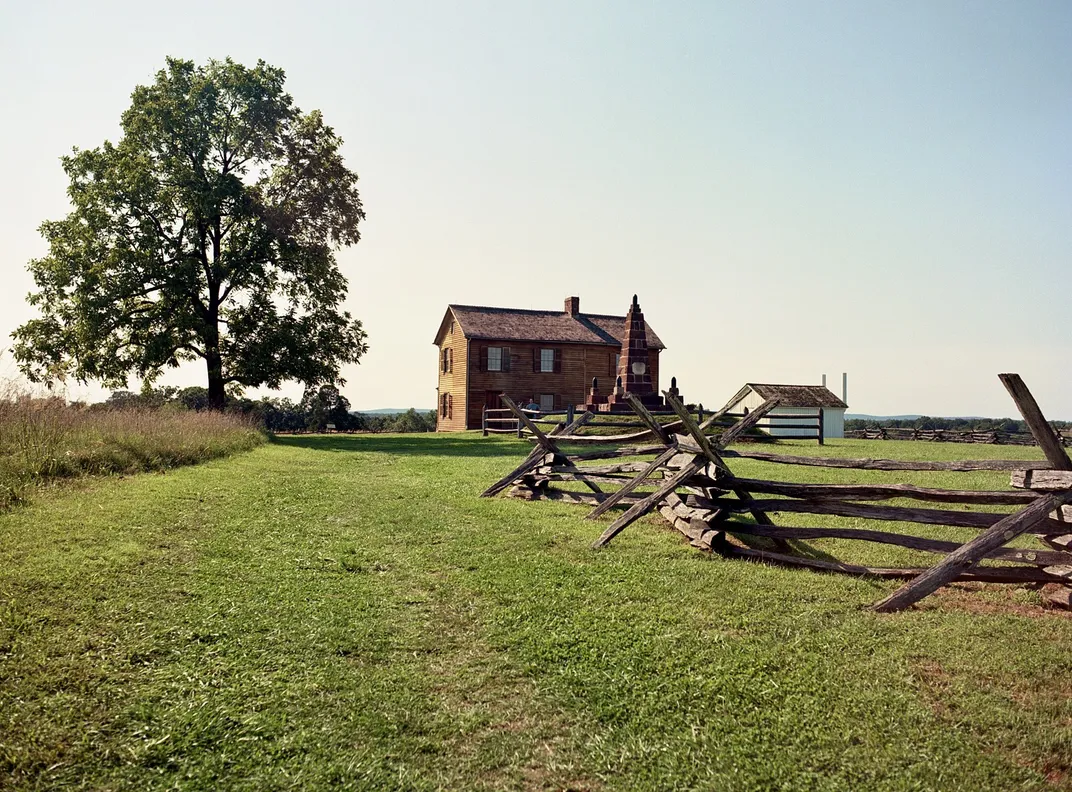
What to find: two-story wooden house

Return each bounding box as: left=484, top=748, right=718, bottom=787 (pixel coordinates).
left=433, top=296, right=665, bottom=431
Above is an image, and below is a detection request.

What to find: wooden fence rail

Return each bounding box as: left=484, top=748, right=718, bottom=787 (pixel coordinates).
left=480, top=374, right=1072, bottom=612
left=846, top=427, right=1072, bottom=446
left=482, top=403, right=709, bottom=437
left=483, top=406, right=825, bottom=443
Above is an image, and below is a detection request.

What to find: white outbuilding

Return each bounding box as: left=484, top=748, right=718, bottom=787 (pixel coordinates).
left=723, top=383, right=848, bottom=439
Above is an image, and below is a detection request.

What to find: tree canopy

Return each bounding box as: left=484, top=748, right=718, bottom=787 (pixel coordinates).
left=299, top=383, right=354, bottom=432
left=13, top=57, right=368, bottom=409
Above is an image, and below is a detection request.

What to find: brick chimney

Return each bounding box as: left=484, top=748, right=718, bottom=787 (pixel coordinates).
left=565, top=296, right=580, bottom=316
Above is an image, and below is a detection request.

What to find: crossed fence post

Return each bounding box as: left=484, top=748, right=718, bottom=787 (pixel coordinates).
left=591, top=394, right=780, bottom=548
left=873, top=374, right=1072, bottom=611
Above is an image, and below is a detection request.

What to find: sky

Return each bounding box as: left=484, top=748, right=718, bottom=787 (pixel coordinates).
left=1, top=0, right=1069, bottom=418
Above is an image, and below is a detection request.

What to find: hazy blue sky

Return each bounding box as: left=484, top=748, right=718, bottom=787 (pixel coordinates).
left=2, top=1, right=1069, bottom=417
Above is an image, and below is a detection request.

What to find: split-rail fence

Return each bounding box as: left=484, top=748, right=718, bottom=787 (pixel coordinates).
left=484, top=404, right=826, bottom=444
left=480, top=375, right=1072, bottom=612
left=846, top=426, right=1071, bottom=446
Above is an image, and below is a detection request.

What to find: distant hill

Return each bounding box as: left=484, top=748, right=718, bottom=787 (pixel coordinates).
left=352, top=408, right=434, bottom=416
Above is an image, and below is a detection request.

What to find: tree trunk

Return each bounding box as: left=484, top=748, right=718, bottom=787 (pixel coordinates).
left=205, top=312, right=225, bottom=411
left=207, top=352, right=226, bottom=410
left=205, top=258, right=224, bottom=410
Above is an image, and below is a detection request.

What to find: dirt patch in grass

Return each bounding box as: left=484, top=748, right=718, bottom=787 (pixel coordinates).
left=912, top=654, right=1072, bottom=789
left=913, top=659, right=954, bottom=719
left=920, top=583, right=1072, bottom=619
left=996, top=745, right=1069, bottom=789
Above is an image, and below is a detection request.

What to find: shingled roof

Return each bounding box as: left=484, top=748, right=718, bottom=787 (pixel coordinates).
left=438, top=304, right=665, bottom=349
left=745, top=384, right=848, bottom=409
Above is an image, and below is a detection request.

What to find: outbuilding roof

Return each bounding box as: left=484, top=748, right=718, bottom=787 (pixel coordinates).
left=742, top=384, right=848, bottom=409
left=437, top=304, right=665, bottom=349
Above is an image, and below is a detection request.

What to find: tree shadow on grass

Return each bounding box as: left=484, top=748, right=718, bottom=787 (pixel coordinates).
left=271, top=432, right=530, bottom=458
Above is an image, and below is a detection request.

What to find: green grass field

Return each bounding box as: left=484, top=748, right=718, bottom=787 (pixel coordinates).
left=2, top=433, right=1070, bottom=790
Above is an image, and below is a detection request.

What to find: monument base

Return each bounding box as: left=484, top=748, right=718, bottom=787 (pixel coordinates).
left=584, top=392, right=665, bottom=413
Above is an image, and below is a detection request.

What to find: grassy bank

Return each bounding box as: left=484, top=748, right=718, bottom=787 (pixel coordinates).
left=0, top=394, right=265, bottom=508
left=1, top=434, right=1070, bottom=790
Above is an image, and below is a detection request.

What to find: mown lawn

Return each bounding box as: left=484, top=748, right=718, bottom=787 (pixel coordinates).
left=1, top=433, right=1070, bottom=790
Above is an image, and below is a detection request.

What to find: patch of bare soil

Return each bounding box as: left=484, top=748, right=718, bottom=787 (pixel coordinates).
left=918, top=582, right=1072, bottom=619
left=911, top=656, right=1072, bottom=789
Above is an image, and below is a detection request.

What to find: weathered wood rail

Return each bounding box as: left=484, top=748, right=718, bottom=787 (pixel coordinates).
left=483, top=403, right=825, bottom=443
left=483, top=404, right=711, bottom=438
left=846, top=426, right=1072, bottom=446
left=480, top=374, right=1072, bottom=612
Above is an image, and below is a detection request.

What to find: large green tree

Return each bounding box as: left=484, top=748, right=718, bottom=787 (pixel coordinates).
left=13, top=57, right=368, bottom=409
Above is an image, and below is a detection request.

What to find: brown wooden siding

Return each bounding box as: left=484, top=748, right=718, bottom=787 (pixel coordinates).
left=458, top=340, right=661, bottom=430
left=436, top=327, right=468, bottom=431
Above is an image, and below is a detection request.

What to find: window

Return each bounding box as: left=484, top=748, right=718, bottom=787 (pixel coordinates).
left=442, top=347, right=453, bottom=374
left=539, top=394, right=555, bottom=413
left=532, top=348, right=561, bottom=373
left=488, top=347, right=509, bottom=372
left=440, top=393, right=448, bottom=417
left=613, top=353, right=620, bottom=375
left=480, top=346, right=510, bottom=372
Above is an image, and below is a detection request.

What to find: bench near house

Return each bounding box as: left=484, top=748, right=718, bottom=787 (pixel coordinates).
left=433, top=297, right=665, bottom=431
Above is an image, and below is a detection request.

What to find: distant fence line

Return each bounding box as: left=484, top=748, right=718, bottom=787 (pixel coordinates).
left=486, top=406, right=1071, bottom=447
left=483, top=405, right=825, bottom=444
left=846, top=427, right=1072, bottom=446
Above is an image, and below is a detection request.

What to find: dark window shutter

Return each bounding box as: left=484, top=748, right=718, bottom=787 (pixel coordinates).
left=502, top=347, right=511, bottom=372
left=447, top=394, right=452, bottom=420
left=532, top=348, right=538, bottom=373
left=448, top=347, right=453, bottom=373
left=480, top=346, right=487, bottom=372
left=553, top=348, right=562, bottom=374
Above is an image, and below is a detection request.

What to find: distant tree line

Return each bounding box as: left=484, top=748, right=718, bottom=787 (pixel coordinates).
left=87, top=384, right=436, bottom=434
left=845, top=416, right=1071, bottom=433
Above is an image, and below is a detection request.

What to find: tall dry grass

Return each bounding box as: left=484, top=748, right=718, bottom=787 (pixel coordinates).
left=0, top=384, right=266, bottom=508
